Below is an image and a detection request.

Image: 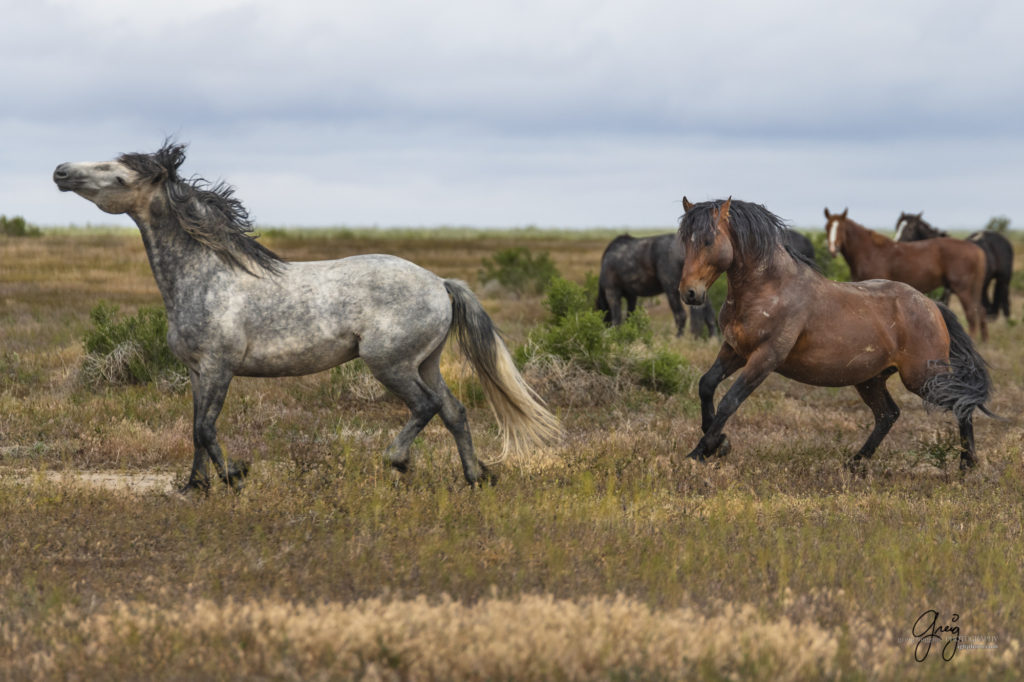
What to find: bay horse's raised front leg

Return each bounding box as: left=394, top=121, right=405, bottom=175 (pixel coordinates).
left=685, top=344, right=766, bottom=463
left=847, top=371, right=900, bottom=473
left=183, top=368, right=247, bottom=493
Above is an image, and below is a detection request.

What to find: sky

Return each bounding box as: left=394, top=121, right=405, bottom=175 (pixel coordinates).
left=2, top=0, right=1023, bottom=231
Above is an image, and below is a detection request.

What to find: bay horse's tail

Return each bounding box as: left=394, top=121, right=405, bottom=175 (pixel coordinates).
left=923, top=303, right=997, bottom=420
left=444, top=280, right=562, bottom=462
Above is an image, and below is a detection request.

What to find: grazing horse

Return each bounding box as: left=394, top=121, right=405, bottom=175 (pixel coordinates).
left=895, top=212, right=1013, bottom=320
left=824, top=208, right=988, bottom=340
left=53, top=142, right=560, bottom=492
left=596, top=233, right=718, bottom=337
left=678, top=197, right=994, bottom=470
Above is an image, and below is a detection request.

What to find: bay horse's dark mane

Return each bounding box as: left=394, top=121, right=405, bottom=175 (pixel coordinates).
left=118, top=141, right=283, bottom=275
left=679, top=199, right=818, bottom=271
left=899, top=212, right=948, bottom=239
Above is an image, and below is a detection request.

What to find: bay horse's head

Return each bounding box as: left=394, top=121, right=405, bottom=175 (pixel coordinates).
left=678, top=196, right=734, bottom=305
left=823, top=207, right=849, bottom=256
left=53, top=143, right=184, bottom=220
left=894, top=211, right=924, bottom=241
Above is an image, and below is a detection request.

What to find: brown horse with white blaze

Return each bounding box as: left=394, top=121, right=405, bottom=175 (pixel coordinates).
left=678, top=198, right=994, bottom=470
left=824, top=208, right=988, bottom=340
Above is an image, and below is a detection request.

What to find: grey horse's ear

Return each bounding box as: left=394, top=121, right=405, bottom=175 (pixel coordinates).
left=682, top=196, right=694, bottom=212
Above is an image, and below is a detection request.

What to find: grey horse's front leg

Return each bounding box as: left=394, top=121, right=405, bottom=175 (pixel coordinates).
left=182, top=368, right=247, bottom=493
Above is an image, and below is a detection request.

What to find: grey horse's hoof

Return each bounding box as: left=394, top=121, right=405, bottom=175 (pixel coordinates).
left=222, top=459, right=250, bottom=491
left=711, top=435, right=731, bottom=458
left=179, top=476, right=211, bottom=496
left=474, top=463, right=499, bottom=487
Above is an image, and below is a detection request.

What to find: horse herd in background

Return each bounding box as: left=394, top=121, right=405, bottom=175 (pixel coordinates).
left=51, top=143, right=1010, bottom=491
left=597, top=207, right=1012, bottom=343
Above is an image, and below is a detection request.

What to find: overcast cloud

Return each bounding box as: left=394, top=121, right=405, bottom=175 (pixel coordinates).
left=2, top=0, right=1022, bottom=230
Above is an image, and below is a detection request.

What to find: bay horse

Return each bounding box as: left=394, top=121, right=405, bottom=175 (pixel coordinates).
left=678, top=197, right=994, bottom=470
left=824, top=208, right=988, bottom=340
left=596, top=233, right=718, bottom=337
left=53, top=142, right=561, bottom=492
left=895, top=212, right=1013, bottom=320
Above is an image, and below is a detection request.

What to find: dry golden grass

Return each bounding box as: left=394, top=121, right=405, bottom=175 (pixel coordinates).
left=2, top=228, right=1024, bottom=680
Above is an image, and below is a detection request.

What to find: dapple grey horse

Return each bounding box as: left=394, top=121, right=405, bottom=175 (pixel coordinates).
left=54, top=142, right=560, bottom=492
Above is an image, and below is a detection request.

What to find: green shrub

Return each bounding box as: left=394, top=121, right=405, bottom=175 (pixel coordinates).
left=984, top=216, right=1011, bottom=233
left=0, top=215, right=41, bottom=237
left=518, top=277, right=692, bottom=394
left=479, top=247, right=559, bottom=295
left=81, top=301, right=186, bottom=387
left=808, top=232, right=851, bottom=282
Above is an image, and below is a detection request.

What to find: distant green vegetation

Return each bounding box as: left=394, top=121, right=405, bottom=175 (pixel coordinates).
left=478, top=246, right=560, bottom=295
left=0, top=214, right=41, bottom=237
left=985, top=215, right=1011, bottom=233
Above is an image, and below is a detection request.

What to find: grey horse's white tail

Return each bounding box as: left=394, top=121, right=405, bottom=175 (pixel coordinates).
left=444, top=280, right=562, bottom=462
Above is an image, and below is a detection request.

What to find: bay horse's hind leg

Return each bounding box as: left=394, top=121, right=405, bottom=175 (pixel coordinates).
left=957, top=414, right=977, bottom=470
left=847, top=370, right=900, bottom=473
left=418, top=346, right=491, bottom=485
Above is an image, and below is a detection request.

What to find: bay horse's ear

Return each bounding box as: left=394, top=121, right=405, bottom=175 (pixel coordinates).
left=682, top=196, right=694, bottom=212
left=917, top=211, right=924, bottom=219
left=824, top=208, right=831, bottom=219
left=720, top=197, right=732, bottom=221
left=841, top=207, right=848, bottom=218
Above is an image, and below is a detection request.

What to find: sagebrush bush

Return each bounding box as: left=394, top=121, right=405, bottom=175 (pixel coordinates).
left=478, top=246, right=560, bottom=295
left=81, top=301, right=186, bottom=387
left=517, top=276, right=692, bottom=395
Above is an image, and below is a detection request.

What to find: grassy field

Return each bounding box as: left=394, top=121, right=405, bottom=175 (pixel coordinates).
left=1, top=227, right=1023, bottom=680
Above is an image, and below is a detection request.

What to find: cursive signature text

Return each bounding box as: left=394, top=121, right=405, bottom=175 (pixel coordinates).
left=912, top=610, right=960, bottom=662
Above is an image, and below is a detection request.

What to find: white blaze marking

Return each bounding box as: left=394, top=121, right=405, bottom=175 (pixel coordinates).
left=827, top=220, right=839, bottom=252
left=894, top=220, right=906, bottom=241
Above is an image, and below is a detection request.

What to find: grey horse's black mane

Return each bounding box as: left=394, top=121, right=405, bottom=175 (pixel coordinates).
left=119, top=142, right=283, bottom=275
left=679, top=198, right=817, bottom=270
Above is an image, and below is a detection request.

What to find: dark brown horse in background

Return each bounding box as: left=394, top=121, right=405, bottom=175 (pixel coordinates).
left=895, top=212, right=1014, bottom=320
left=824, top=208, right=988, bottom=340
left=596, top=233, right=718, bottom=337
left=678, top=198, right=994, bottom=470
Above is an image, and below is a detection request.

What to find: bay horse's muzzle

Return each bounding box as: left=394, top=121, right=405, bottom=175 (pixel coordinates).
left=681, top=285, right=707, bottom=306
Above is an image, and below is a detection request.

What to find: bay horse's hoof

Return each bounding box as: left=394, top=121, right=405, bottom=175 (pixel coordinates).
left=686, top=450, right=706, bottom=463
left=845, top=457, right=867, bottom=476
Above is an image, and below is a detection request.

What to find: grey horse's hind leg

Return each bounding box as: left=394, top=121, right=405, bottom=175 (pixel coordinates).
left=183, top=368, right=247, bottom=493
left=367, top=361, right=443, bottom=476
left=418, top=348, right=490, bottom=485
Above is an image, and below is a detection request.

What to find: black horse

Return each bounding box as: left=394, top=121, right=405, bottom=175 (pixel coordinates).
left=596, top=233, right=718, bottom=337
left=895, top=212, right=1013, bottom=319
left=596, top=230, right=814, bottom=338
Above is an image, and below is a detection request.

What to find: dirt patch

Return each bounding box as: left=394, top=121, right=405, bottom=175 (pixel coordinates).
left=0, top=467, right=174, bottom=495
